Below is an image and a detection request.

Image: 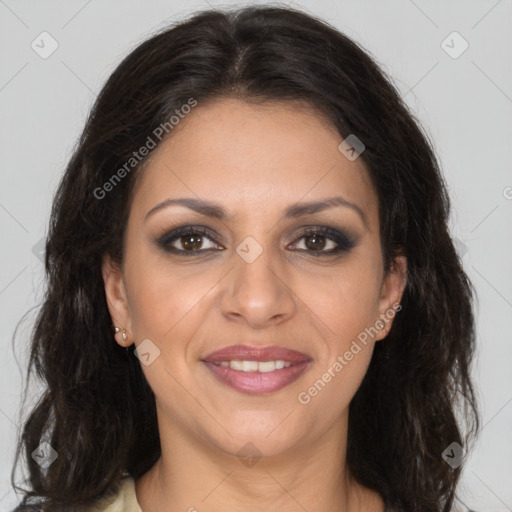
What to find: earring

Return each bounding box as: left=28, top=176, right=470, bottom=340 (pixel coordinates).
left=111, top=325, right=127, bottom=344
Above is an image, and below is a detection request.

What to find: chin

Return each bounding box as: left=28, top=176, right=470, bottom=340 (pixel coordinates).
left=202, top=412, right=307, bottom=461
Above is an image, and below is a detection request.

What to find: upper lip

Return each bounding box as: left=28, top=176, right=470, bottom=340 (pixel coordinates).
left=202, top=345, right=312, bottom=364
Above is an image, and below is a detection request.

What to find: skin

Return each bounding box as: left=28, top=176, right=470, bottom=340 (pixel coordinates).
left=102, top=97, right=407, bottom=512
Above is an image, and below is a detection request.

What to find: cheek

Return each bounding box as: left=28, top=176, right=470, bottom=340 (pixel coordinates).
left=297, top=344, right=373, bottom=434
left=126, top=256, right=221, bottom=340
left=298, top=300, right=377, bottom=418
left=299, top=260, right=382, bottom=413
left=295, top=259, right=382, bottom=344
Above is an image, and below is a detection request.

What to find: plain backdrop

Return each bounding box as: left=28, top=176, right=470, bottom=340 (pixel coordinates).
left=1, top=1, right=511, bottom=511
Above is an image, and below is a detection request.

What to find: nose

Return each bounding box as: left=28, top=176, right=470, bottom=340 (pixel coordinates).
left=219, top=242, right=297, bottom=329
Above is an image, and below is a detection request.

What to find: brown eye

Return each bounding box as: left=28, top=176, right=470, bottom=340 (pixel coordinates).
left=302, top=233, right=331, bottom=251
left=289, top=227, right=355, bottom=256
left=179, top=233, right=205, bottom=251
left=156, top=226, right=223, bottom=255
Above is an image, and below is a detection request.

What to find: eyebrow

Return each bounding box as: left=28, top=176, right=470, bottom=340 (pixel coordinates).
left=145, top=196, right=368, bottom=228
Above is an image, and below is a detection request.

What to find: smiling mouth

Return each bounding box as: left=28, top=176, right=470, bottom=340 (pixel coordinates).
left=210, top=359, right=293, bottom=372
left=201, top=344, right=312, bottom=395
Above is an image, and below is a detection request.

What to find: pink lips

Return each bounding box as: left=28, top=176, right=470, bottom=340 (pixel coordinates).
left=202, top=344, right=312, bottom=395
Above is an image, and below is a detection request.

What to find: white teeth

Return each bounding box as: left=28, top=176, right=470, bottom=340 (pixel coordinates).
left=258, top=361, right=277, bottom=373
left=242, top=360, right=258, bottom=372
left=230, top=360, right=244, bottom=370
left=221, top=360, right=292, bottom=372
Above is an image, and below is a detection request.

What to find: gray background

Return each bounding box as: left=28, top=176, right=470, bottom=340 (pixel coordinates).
left=1, top=1, right=511, bottom=510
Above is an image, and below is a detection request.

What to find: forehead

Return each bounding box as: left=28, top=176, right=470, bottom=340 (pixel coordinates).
left=130, top=98, right=378, bottom=227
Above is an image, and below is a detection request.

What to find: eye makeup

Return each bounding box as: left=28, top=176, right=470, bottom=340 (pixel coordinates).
left=153, top=223, right=357, bottom=258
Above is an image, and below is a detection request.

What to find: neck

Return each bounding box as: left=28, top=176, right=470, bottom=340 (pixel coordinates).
left=135, top=410, right=384, bottom=512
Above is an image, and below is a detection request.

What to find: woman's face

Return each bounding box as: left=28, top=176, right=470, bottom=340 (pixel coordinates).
left=103, top=98, right=406, bottom=458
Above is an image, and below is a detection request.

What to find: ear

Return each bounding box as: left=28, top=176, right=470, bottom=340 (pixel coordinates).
left=102, top=253, right=134, bottom=347
left=375, top=254, right=407, bottom=341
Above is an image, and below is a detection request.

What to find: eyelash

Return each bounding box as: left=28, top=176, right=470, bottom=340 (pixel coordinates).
left=155, top=225, right=355, bottom=257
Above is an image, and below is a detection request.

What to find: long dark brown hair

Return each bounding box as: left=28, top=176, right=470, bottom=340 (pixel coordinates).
left=12, top=5, right=479, bottom=512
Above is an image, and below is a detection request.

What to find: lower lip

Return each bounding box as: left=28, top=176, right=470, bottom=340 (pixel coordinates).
left=202, top=361, right=311, bottom=395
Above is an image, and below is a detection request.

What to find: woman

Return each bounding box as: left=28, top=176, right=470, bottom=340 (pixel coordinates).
left=12, top=5, right=479, bottom=512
